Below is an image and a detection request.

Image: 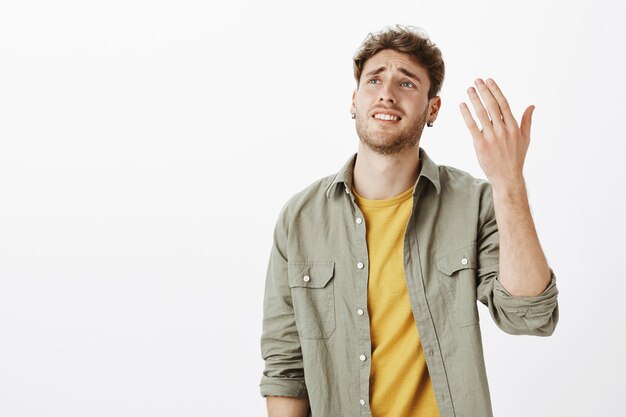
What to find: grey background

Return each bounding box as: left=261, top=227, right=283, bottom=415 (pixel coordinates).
left=1, top=0, right=624, bottom=416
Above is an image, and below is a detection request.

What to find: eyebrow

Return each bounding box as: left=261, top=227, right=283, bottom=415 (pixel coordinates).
left=364, top=66, right=422, bottom=84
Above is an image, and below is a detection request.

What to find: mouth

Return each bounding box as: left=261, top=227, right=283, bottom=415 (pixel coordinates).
left=372, top=113, right=402, bottom=124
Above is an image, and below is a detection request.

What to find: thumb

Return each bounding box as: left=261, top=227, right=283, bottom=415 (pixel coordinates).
left=520, top=105, right=535, bottom=140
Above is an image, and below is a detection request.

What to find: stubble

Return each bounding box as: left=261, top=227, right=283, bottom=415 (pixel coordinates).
left=355, top=105, right=429, bottom=156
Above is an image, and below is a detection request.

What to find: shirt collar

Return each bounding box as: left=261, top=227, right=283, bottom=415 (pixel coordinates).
left=325, top=146, right=441, bottom=199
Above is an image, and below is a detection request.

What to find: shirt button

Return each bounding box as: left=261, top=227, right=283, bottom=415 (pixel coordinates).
left=359, top=354, right=367, bottom=361
left=360, top=399, right=366, bottom=406
left=461, top=257, right=468, bottom=265
left=357, top=308, right=364, bottom=316
left=357, top=262, right=364, bottom=269
left=303, top=275, right=310, bottom=282
left=356, top=217, right=363, bottom=224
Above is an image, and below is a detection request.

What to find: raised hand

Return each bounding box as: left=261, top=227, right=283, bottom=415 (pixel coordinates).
left=459, top=78, right=534, bottom=190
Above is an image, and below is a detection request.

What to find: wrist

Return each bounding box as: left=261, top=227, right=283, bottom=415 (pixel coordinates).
left=491, top=178, right=528, bottom=204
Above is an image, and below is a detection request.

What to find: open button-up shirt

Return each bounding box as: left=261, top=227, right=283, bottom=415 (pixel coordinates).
left=259, top=147, right=559, bottom=417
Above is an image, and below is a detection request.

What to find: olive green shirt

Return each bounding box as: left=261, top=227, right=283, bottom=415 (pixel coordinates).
left=259, top=147, right=559, bottom=417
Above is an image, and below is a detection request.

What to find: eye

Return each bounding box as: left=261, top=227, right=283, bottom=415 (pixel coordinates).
left=368, top=78, right=380, bottom=85
left=401, top=81, right=415, bottom=88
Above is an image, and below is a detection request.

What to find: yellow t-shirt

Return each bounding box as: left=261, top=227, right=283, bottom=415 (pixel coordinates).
left=353, top=184, right=440, bottom=417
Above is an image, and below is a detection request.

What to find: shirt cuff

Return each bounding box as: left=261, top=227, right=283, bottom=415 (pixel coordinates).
left=493, top=268, right=559, bottom=327
left=260, top=376, right=309, bottom=399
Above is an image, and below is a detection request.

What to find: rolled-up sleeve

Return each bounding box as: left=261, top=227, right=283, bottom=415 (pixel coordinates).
left=259, top=208, right=309, bottom=398
left=476, top=185, right=560, bottom=336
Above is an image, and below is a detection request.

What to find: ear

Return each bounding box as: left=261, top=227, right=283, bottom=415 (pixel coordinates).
left=428, top=96, right=442, bottom=122
left=350, top=89, right=357, bottom=113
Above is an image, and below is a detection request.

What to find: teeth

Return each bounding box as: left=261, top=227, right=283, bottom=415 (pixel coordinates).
left=374, top=113, right=399, bottom=121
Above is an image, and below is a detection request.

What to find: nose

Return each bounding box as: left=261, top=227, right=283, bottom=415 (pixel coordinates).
left=379, top=83, right=396, bottom=103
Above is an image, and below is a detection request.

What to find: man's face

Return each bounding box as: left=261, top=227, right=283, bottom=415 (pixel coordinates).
left=350, top=49, right=441, bottom=156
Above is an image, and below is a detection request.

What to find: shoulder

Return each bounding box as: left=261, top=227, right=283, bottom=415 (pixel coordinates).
left=437, top=164, right=495, bottom=221
left=273, top=173, right=336, bottom=234
left=439, top=164, right=489, bottom=187
left=283, top=173, right=336, bottom=211
left=438, top=164, right=492, bottom=196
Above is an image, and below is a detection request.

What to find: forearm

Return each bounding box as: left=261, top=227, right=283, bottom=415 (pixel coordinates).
left=491, top=179, right=551, bottom=296
left=267, top=396, right=310, bottom=417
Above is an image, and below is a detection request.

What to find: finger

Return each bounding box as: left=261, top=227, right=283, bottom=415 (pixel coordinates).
left=474, top=78, right=506, bottom=130
left=467, top=86, right=494, bottom=136
left=485, top=78, right=517, bottom=127
left=459, top=102, right=483, bottom=141
left=520, top=105, right=535, bottom=140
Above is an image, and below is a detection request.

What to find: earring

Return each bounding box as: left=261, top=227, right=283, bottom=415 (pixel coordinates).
left=427, top=121, right=434, bottom=127
left=350, top=112, right=356, bottom=119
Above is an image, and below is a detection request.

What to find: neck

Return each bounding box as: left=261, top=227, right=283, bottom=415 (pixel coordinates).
left=352, top=142, right=421, bottom=200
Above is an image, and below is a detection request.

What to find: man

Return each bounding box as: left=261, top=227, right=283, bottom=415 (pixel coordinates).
left=259, top=24, right=559, bottom=417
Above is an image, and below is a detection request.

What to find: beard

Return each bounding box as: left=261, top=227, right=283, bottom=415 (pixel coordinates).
left=355, top=104, right=429, bottom=156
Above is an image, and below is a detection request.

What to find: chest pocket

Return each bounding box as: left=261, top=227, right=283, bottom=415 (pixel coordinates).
left=288, top=261, right=336, bottom=340
left=436, top=242, right=479, bottom=327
